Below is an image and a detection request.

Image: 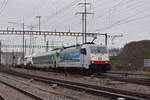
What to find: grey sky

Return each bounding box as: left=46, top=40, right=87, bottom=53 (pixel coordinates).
left=0, top=0, right=150, bottom=53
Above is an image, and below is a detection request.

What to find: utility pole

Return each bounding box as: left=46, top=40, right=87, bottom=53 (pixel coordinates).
left=23, top=23, right=25, bottom=62
left=76, top=12, right=85, bottom=43
left=12, top=49, right=15, bottom=66
left=25, top=39, right=27, bottom=56
left=0, top=40, right=1, bottom=66
left=36, top=16, right=46, bottom=42
left=105, top=34, right=108, bottom=46
left=32, top=37, right=37, bottom=54
left=46, top=41, right=48, bottom=52
left=84, top=0, right=87, bottom=42
left=76, top=0, right=93, bottom=43
left=36, top=16, right=41, bottom=31
left=29, top=25, right=34, bottom=55
left=8, top=21, right=25, bottom=62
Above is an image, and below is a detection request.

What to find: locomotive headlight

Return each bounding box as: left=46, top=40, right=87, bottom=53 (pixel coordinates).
left=105, top=61, right=109, bottom=64
left=91, top=61, right=95, bottom=64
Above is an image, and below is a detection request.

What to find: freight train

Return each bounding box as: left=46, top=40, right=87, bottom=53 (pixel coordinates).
left=24, top=43, right=111, bottom=73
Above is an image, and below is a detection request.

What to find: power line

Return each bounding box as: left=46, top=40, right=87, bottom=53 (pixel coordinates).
left=91, top=0, right=118, bottom=11
left=41, top=0, right=79, bottom=25
left=121, top=14, right=150, bottom=24
left=98, top=14, right=150, bottom=31
left=55, top=16, right=80, bottom=31
left=88, top=0, right=138, bottom=31
left=89, top=0, right=144, bottom=29
left=0, top=0, right=5, bottom=9
left=27, top=0, right=49, bottom=19
left=97, top=6, right=150, bottom=31
left=0, top=0, right=8, bottom=15
left=94, top=0, right=136, bottom=20
left=43, top=2, right=79, bottom=29
left=107, top=0, right=146, bottom=21
left=93, top=0, right=125, bottom=12
left=88, top=0, right=146, bottom=32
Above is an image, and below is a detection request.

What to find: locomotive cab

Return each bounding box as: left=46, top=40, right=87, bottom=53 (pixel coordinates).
left=89, top=45, right=110, bottom=73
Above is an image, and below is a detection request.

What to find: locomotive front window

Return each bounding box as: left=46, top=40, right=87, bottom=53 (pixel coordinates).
left=90, top=47, right=107, bottom=54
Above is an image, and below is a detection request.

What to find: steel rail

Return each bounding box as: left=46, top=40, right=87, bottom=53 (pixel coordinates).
left=97, top=73, right=150, bottom=86
left=1, top=69, right=149, bottom=100
left=107, top=71, right=150, bottom=77
left=0, top=95, right=5, bottom=100
left=0, top=79, right=43, bottom=100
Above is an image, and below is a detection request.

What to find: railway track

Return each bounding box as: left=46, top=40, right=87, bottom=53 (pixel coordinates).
left=97, top=72, right=150, bottom=86
left=0, top=95, right=5, bottom=100
left=1, top=68, right=150, bottom=100
left=18, top=67, right=150, bottom=87
left=0, top=78, right=43, bottom=100
left=107, top=71, right=150, bottom=76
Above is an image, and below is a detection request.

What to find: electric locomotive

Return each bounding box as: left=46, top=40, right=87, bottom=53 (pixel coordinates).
left=57, top=43, right=110, bottom=73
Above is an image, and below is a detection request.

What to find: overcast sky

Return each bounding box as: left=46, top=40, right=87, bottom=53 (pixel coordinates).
left=0, top=0, right=150, bottom=53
